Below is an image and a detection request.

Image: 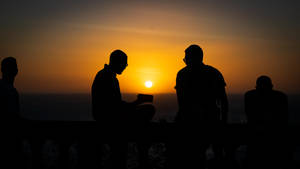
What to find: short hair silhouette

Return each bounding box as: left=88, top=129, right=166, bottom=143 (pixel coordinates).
left=1, top=57, right=18, bottom=76
left=108, top=50, right=128, bottom=75
left=109, top=50, right=127, bottom=65
left=256, top=75, right=273, bottom=90
left=184, top=44, right=203, bottom=65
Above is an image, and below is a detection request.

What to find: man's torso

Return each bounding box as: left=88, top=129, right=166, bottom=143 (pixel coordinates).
left=0, top=79, right=20, bottom=120
left=175, top=65, right=226, bottom=123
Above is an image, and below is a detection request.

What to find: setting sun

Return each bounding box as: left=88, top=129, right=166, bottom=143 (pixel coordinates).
left=145, top=81, right=153, bottom=88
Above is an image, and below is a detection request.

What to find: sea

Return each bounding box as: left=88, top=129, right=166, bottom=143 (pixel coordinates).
left=20, top=93, right=300, bottom=125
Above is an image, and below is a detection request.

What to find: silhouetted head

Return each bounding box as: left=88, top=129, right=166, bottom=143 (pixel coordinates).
left=184, top=44, right=203, bottom=67
left=256, top=75, right=273, bottom=91
left=109, top=50, right=128, bottom=75
left=1, top=57, right=18, bottom=79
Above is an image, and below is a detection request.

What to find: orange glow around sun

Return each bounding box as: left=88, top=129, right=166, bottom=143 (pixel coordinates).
left=7, top=2, right=300, bottom=94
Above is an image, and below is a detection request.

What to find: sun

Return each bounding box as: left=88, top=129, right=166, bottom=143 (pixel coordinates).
left=145, top=81, right=153, bottom=88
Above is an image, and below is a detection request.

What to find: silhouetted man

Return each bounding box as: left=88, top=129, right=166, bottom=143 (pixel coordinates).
left=175, top=45, right=228, bottom=124
left=91, top=50, right=155, bottom=169
left=170, top=45, right=228, bottom=169
left=245, top=75, right=289, bottom=169
left=0, top=57, right=20, bottom=121
left=245, top=76, right=288, bottom=127
left=0, top=57, right=21, bottom=168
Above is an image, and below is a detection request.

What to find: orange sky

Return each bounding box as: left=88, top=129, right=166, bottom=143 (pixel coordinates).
left=1, top=0, right=299, bottom=94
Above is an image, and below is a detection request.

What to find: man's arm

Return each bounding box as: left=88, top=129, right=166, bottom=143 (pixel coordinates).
left=91, top=74, right=101, bottom=120
left=280, top=93, right=289, bottom=126
left=175, top=71, right=185, bottom=122
left=219, top=87, right=228, bottom=124
left=215, top=69, right=228, bottom=124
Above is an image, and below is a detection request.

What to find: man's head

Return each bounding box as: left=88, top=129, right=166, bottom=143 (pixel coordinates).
left=256, top=75, right=273, bottom=91
left=184, top=44, right=203, bottom=67
left=109, top=50, right=128, bottom=74
left=1, top=57, right=18, bottom=79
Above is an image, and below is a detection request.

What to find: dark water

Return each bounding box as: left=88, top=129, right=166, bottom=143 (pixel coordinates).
left=20, top=93, right=300, bottom=124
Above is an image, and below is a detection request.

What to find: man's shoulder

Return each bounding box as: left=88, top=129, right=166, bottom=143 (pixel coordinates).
left=272, top=90, right=287, bottom=99
left=95, top=68, right=106, bottom=77
left=177, top=67, right=189, bottom=74
left=177, top=67, right=191, bottom=80
left=204, top=65, right=222, bottom=75
left=204, top=65, right=226, bottom=86
left=95, top=66, right=112, bottom=79
left=245, top=89, right=257, bottom=97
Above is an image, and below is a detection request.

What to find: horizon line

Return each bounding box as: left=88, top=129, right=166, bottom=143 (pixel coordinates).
left=19, top=92, right=300, bottom=95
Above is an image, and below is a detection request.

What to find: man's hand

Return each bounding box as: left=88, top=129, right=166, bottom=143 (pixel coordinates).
left=131, top=94, right=153, bottom=106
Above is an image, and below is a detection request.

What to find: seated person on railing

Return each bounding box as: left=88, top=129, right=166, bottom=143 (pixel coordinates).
left=92, top=50, right=155, bottom=127
left=245, top=75, right=289, bottom=169
left=91, top=49, right=155, bottom=169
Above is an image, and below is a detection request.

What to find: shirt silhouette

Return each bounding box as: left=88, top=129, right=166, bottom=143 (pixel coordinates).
left=175, top=45, right=228, bottom=124
left=167, top=45, right=228, bottom=169
left=91, top=50, right=155, bottom=169
left=245, top=75, right=288, bottom=127
left=244, top=75, right=289, bottom=169
left=92, top=64, right=126, bottom=123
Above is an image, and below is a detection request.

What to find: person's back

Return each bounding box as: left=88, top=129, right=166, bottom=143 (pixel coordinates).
left=176, top=64, right=226, bottom=124
left=244, top=75, right=289, bottom=169
left=245, top=76, right=288, bottom=127
left=92, top=64, right=124, bottom=124
left=245, top=89, right=288, bottom=127
left=175, top=45, right=228, bottom=125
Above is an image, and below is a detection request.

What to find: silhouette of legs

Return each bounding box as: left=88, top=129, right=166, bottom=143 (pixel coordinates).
left=79, top=136, right=100, bottom=169
left=3, top=133, right=23, bottom=169
left=111, top=141, right=128, bottom=169
left=134, top=104, right=155, bottom=169
left=137, top=142, right=151, bottom=169
left=31, top=138, right=44, bottom=169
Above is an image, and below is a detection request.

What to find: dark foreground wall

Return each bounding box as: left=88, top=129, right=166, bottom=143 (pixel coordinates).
left=7, top=120, right=300, bottom=169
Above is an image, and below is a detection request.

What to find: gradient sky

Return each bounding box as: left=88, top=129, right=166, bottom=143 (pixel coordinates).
left=1, top=0, right=299, bottom=94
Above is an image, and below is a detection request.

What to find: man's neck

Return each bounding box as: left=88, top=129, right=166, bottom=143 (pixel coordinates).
left=105, top=64, right=117, bottom=77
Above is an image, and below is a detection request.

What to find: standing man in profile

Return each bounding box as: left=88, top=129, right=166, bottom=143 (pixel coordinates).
left=0, top=57, right=21, bottom=168
left=90, top=50, right=155, bottom=169
left=0, top=57, right=20, bottom=121
left=171, top=44, right=228, bottom=169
